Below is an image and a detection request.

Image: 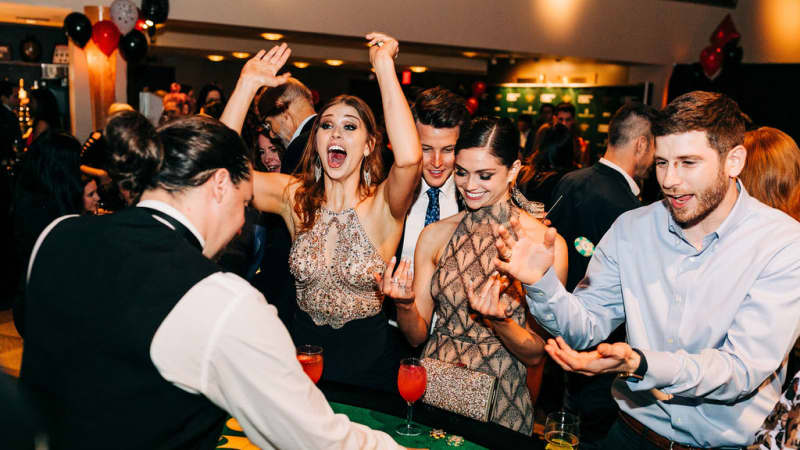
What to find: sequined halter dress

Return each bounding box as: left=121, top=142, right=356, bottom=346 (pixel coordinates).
left=421, top=200, right=534, bottom=434
left=289, top=207, right=397, bottom=391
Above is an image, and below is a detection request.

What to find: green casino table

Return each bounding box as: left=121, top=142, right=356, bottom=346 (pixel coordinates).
left=216, top=380, right=544, bottom=449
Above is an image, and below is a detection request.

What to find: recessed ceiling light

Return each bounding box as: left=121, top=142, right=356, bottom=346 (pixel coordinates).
left=409, top=66, right=427, bottom=73
left=325, top=59, right=344, bottom=66
left=232, top=52, right=251, bottom=59
left=261, top=33, right=283, bottom=41
left=292, top=61, right=310, bottom=69
left=462, top=51, right=478, bottom=58
left=207, top=55, right=224, bottom=62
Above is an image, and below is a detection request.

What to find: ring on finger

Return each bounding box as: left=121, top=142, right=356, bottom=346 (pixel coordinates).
left=502, top=249, right=512, bottom=261
left=375, top=41, right=384, bottom=48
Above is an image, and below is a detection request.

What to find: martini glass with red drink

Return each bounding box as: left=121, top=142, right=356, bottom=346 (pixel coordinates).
left=296, top=345, right=323, bottom=383
left=396, top=357, right=427, bottom=436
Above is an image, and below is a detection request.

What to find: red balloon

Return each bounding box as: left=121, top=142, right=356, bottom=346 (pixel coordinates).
left=700, top=45, right=723, bottom=79
left=92, top=20, right=121, bottom=56
left=466, top=97, right=479, bottom=115
left=472, top=81, right=487, bottom=98
left=710, top=14, right=740, bottom=47
left=135, top=18, right=147, bottom=32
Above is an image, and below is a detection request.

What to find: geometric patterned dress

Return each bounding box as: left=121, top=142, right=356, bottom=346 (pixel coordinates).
left=421, top=199, right=534, bottom=434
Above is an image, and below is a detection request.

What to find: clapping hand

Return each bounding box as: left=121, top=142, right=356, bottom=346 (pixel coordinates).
left=493, top=215, right=556, bottom=285
left=375, top=256, right=415, bottom=308
left=465, top=274, right=513, bottom=321
left=366, top=32, right=399, bottom=67
left=239, top=44, right=292, bottom=90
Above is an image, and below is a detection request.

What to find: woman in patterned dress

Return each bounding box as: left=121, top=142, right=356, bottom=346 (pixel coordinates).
left=378, top=116, right=568, bottom=433
left=220, top=33, right=422, bottom=391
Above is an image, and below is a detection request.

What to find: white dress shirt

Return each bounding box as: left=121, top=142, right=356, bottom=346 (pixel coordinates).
left=290, top=114, right=317, bottom=146
left=598, top=157, right=640, bottom=196
left=400, top=175, right=459, bottom=262
left=29, top=203, right=402, bottom=450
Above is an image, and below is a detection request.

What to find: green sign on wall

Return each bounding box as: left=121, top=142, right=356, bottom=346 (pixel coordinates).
left=490, top=83, right=649, bottom=161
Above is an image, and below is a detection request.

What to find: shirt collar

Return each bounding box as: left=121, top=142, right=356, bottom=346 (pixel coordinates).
left=290, top=114, right=316, bottom=145
left=599, top=157, right=640, bottom=196
left=422, top=173, right=455, bottom=198
left=666, top=179, right=749, bottom=242
left=137, top=200, right=206, bottom=249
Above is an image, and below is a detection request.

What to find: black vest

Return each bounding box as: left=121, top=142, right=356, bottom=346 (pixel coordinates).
left=20, top=207, right=227, bottom=450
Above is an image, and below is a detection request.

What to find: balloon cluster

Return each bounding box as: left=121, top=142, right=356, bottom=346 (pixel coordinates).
left=699, top=14, right=743, bottom=80
left=466, top=81, right=486, bottom=115
left=62, top=0, right=168, bottom=63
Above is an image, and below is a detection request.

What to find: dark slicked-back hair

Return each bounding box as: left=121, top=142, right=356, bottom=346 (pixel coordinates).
left=555, top=102, right=575, bottom=117
left=455, top=116, right=519, bottom=168
left=653, top=91, right=749, bottom=154
left=608, top=102, right=659, bottom=148
left=411, top=87, right=470, bottom=131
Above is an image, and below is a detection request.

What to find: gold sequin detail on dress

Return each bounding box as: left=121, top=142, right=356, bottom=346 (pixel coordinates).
left=422, top=199, right=534, bottom=434
left=289, top=207, right=386, bottom=329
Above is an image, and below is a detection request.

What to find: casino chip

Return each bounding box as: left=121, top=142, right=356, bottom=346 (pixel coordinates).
left=573, top=236, right=595, bottom=257
left=446, top=435, right=464, bottom=447
left=429, top=429, right=446, bottom=439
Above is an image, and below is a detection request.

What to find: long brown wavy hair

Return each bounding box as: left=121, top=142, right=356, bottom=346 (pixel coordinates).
left=741, top=127, right=800, bottom=221
left=291, top=95, right=385, bottom=232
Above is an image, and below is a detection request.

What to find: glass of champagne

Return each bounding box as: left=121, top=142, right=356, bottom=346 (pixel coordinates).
left=396, top=357, right=427, bottom=436
left=296, top=345, right=323, bottom=384
left=544, top=411, right=580, bottom=450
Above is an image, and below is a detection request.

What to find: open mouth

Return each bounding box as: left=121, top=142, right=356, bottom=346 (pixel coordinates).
left=666, top=193, right=693, bottom=209
left=327, top=145, right=347, bottom=169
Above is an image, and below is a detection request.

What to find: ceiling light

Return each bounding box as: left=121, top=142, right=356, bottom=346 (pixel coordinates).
left=325, top=59, right=344, bottom=66
left=261, top=32, right=283, bottom=41
left=207, top=55, right=224, bottom=62
left=462, top=51, right=478, bottom=58
left=292, top=61, right=310, bottom=69
left=232, top=52, right=251, bottom=59
left=409, top=66, right=427, bottom=73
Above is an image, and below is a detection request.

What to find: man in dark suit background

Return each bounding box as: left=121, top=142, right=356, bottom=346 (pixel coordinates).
left=547, top=102, right=658, bottom=443
left=257, top=78, right=316, bottom=175
left=0, top=80, right=21, bottom=162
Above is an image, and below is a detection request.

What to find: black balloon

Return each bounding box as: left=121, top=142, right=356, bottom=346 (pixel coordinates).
left=20, top=36, right=42, bottom=62
left=723, top=39, right=743, bottom=67
left=119, top=30, right=148, bottom=63
left=63, top=12, right=92, bottom=48
left=141, top=0, right=169, bottom=24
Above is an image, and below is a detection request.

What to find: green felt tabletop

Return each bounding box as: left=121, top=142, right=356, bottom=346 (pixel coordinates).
left=216, top=402, right=486, bottom=449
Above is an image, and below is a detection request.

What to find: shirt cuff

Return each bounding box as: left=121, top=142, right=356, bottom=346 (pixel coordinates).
left=625, top=349, right=680, bottom=392
left=524, top=267, right=563, bottom=326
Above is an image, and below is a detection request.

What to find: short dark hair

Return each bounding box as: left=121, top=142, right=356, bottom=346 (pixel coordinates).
left=653, top=91, right=749, bottom=154
left=555, top=102, right=575, bottom=117
left=455, top=116, right=519, bottom=168
left=0, top=80, right=15, bottom=99
left=411, top=87, right=470, bottom=130
left=608, top=102, right=658, bottom=148
left=16, top=131, right=83, bottom=216
left=106, top=112, right=250, bottom=197
left=539, top=103, right=555, bottom=113
left=517, top=114, right=533, bottom=126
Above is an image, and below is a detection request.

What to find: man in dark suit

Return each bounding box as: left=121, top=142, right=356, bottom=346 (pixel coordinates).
left=547, top=102, right=658, bottom=443
left=0, top=80, right=21, bottom=162
left=257, top=78, right=316, bottom=175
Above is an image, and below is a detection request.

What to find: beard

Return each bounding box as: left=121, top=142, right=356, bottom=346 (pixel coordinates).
left=663, top=167, right=730, bottom=228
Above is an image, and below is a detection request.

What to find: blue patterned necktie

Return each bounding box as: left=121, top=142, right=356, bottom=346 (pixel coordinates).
left=425, top=187, right=441, bottom=226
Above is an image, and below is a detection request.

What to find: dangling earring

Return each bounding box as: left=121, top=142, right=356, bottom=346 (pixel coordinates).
left=314, top=157, right=322, bottom=182
left=363, top=167, right=371, bottom=187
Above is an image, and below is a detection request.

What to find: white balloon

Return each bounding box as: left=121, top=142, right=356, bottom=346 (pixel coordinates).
left=110, top=0, right=138, bottom=35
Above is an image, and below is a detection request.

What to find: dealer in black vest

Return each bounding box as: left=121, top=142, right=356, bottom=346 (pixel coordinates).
left=20, top=47, right=406, bottom=450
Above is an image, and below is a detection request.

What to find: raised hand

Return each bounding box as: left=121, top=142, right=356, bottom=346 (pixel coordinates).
left=366, top=32, right=399, bottom=67
left=465, top=274, right=513, bottom=321
left=374, top=256, right=415, bottom=307
left=493, top=215, right=556, bottom=285
left=239, top=43, right=292, bottom=90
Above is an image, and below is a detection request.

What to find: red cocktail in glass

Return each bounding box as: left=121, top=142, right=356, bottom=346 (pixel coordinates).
left=396, top=357, right=427, bottom=436
left=296, top=345, right=323, bottom=384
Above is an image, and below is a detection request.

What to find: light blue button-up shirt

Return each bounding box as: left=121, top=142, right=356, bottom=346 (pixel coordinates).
left=526, top=184, right=800, bottom=447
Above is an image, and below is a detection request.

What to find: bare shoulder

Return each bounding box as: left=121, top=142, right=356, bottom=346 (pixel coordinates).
left=417, top=212, right=463, bottom=255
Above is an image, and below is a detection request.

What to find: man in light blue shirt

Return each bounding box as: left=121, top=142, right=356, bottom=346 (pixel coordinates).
left=488, top=91, right=800, bottom=448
